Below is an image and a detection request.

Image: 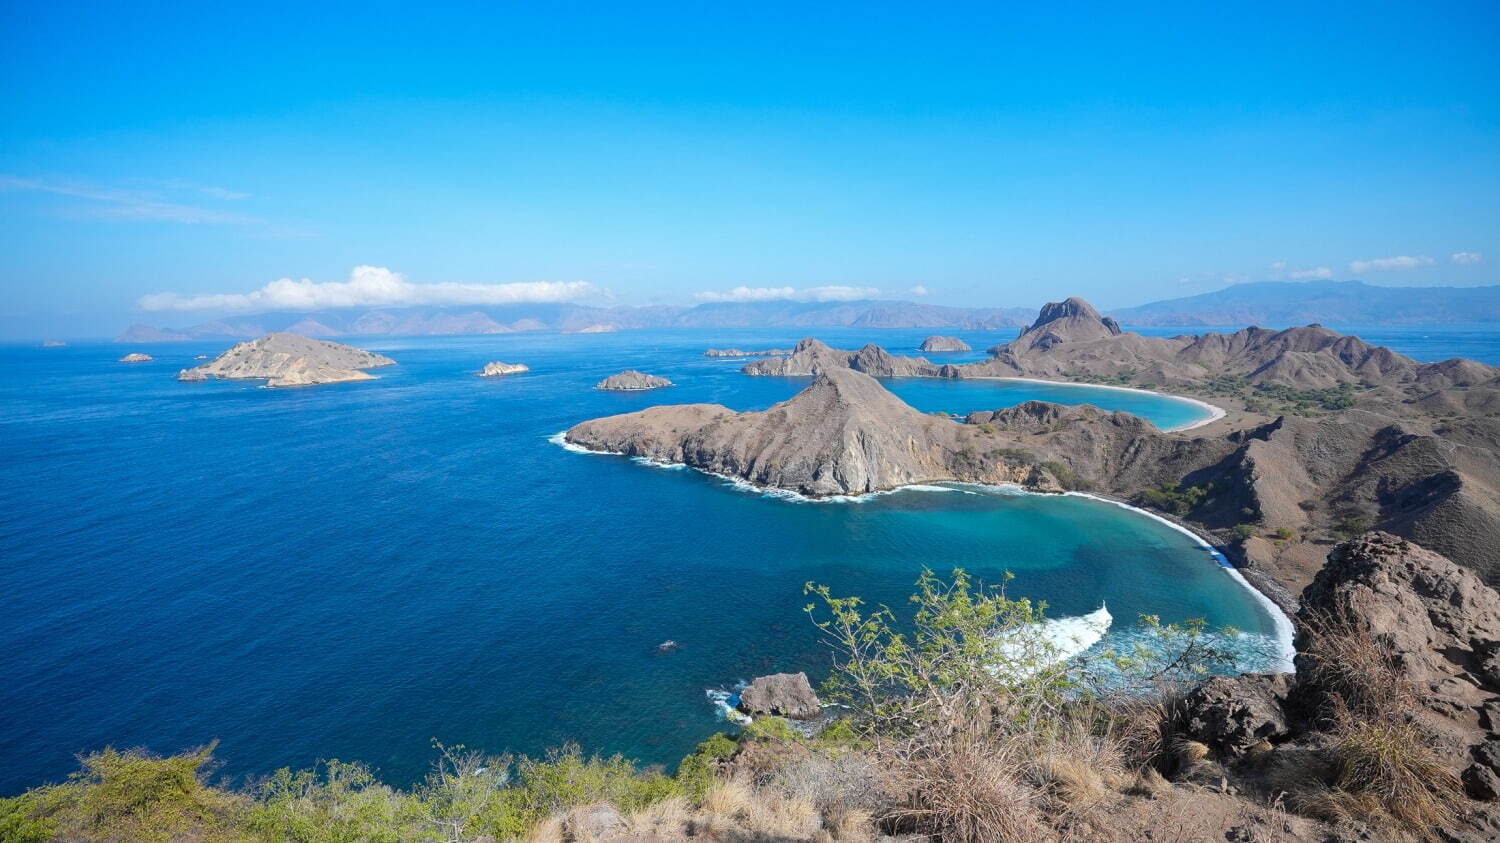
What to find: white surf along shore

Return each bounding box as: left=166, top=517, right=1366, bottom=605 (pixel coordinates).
left=548, top=431, right=1298, bottom=675
left=965, top=375, right=1226, bottom=432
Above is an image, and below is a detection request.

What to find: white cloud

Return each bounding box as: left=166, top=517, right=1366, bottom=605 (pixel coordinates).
left=1289, top=266, right=1333, bottom=280
left=908, top=284, right=930, bottom=296
left=1349, top=255, right=1434, bottom=273
left=693, top=285, right=881, bottom=303
left=1268, top=261, right=1287, bottom=271
left=1452, top=251, right=1483, bottom=266
left=140, top=266, right=597, bottom=312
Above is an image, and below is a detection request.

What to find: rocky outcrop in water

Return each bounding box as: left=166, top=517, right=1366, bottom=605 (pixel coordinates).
left=118, top=353, right=153, bottom=363
left=595, top=370, right=673, bottom=390
left=177, top=333, right=395, bottom=387
left=479, top=361, right=529, bottom=377
left=919, top=335, right=970, bottom=352
left=738, top=672, right=822, bottom=720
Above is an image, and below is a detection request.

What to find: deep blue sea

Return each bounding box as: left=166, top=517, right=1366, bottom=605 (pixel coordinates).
left=5, top=323, right=1483, bottom=795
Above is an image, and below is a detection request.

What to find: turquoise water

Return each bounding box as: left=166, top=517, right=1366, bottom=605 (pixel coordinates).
left=0, top=330, right=1277, bottom=794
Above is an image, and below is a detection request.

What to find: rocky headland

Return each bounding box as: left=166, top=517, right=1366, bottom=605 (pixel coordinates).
left=478, top=361, right=529, bottom=377
left=919, top=334, right=970, bottom=352
left=176, top=333, right=395, bottom=387
left=595, top=370, right=673, bottom=391
left=118, top=352, right=153, bottom=363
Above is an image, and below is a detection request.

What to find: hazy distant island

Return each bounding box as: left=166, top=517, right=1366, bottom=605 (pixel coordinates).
left=567, top=324, right=617, bottom=334
left=40, top=340, right=66, bottom=348
left=919, top=335, right=970, bottom=352
left=176, top=333, right=395, bottom=387
left=113, top=281, right=1500, bottom=345
left=595, top=370, right=673, bottom=391
left=478, top=361, right=529, bottom=377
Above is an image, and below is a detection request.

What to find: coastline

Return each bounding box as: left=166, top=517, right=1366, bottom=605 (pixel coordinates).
left=963, top=375, right=1227, bottom=432
left=1065, top=491, right=1298, bottom=673
left=550, top=432, right=1298, bottom=673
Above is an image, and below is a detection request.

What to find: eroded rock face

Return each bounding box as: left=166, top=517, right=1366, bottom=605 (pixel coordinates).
left=177, top=333, right=395, bottom=387
left=1296, top=532, right=1500, bottom=697
left=738, top=672, right=822, bottom=720
left=919, top=335, right=971, bottom=352
left=478, top=361, right=529, bottom=377
left=595, top=370, right=673, bottom=390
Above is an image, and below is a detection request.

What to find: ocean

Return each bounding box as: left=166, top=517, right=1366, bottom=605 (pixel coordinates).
left=3, top=323, right=1480, bottom=795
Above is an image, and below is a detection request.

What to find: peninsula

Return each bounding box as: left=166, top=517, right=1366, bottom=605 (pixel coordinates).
left=177, top=333, right=396, bottom=387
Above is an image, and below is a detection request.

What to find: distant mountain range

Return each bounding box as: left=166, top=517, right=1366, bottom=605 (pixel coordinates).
left=1109, top=281, right=1500, bottom=326
left=116, top=281, right=1500, bottom=342
left=116, top=300, right=1037, bottom=342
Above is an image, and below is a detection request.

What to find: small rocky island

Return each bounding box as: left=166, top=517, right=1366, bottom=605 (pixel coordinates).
left=177, top=333, right=395, bottom=387
left=568, top=324, right=617, bottom=334
left=737, top=672, right=822, bottom=720
left=118, top=352, right=153, bottom=363
left=595, top=370, right=673, bottom=391
left=478, top=361, right=529, bottom=377
left=41, top=340, right=67, bottom=348
left=919, top=335, right=971, bottom=352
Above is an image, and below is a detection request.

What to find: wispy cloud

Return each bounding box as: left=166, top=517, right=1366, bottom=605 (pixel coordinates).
left=908, top=284, right=930, bottom=296
left=0, top=175, right=258, bottom=224
left=1452, top=251, right=1483, bottom=266
left=1349, top=255, right=1434, bottom=273
left=1269, top=261, right=1333, bottom=281
left=1289, top=266, right=1333, bottom=280
left=139, top=266, right=597, bottom=312
left=693, top=285, right=881, bottom=303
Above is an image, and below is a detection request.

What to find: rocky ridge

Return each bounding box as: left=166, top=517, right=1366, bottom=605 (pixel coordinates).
left=177, top=333, right=395, bottom=387
left=567, top=367, right=1055, bottom=497
left=741, top=337, right=953, bottom=378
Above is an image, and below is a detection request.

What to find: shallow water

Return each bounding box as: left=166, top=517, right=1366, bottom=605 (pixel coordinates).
left=1, top=330, right=1279, bottom=793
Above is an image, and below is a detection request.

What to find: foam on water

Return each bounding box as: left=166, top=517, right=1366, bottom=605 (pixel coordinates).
left=706, top=683, right=753, bottom=725
left=1040, top=603, right=1113, bottom=661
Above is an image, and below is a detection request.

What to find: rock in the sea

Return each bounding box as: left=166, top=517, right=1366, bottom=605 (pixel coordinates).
left=118, top=352, right=153, bottom=363
left=478, top=361, right=529, bottom=377
left=737, top=672, right=822, bottom=720
left=919, top=335, right=971, bottom=352
left=177, top=333, right=395, bottom=387
left=595, top=370, right=673, bottom=390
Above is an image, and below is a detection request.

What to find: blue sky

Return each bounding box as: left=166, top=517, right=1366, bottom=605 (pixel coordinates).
left=1, top=1, right=1496, bottom=337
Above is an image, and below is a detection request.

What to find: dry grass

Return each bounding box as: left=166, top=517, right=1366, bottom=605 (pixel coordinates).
left=521, top=812, right=565, bottom=843
left=625, top=794, right=691, bottom=836
left=1283, top=612, right=1465, bottom=835
left=882, top=739, right=1054, bottom=842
